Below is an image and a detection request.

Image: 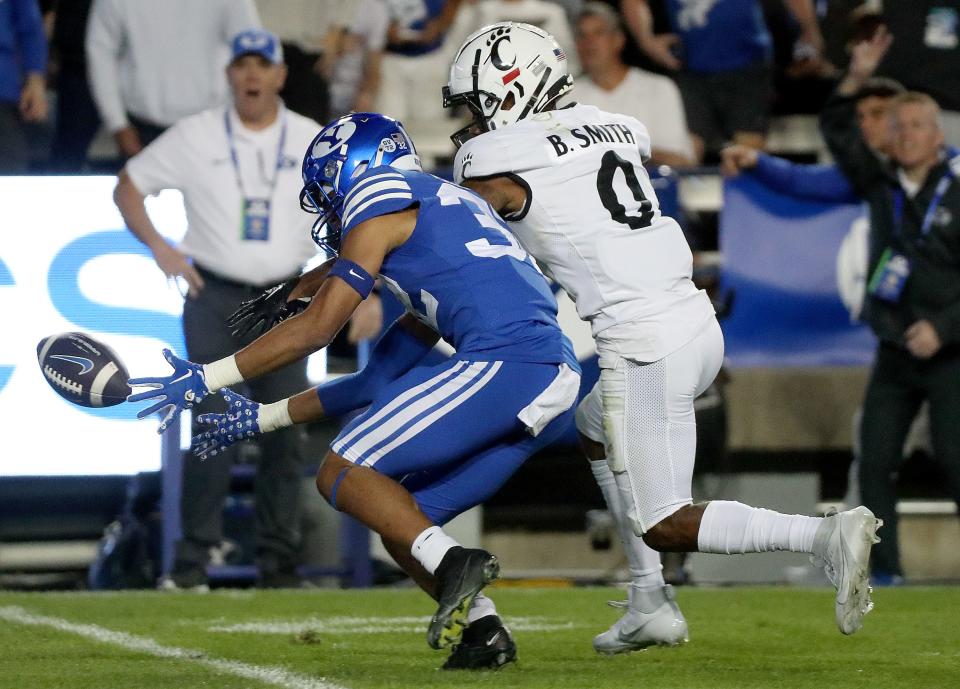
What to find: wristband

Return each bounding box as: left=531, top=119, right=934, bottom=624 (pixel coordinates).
left=202, top=355, right=243, bottom=391
left=258, top=399, right=293, bottom=433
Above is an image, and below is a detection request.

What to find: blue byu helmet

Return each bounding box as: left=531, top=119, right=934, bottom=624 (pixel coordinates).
left=300, top=113, right=421, bottom=254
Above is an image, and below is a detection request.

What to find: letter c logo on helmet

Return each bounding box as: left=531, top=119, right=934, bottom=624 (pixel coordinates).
left=443, top=22, right=574, bottom=147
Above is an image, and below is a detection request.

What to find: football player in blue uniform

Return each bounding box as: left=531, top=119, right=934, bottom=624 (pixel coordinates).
left=127, top=113, right=581, bottom=668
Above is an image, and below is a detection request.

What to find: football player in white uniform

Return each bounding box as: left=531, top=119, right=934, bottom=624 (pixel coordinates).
left=443, top=22, right=883, bottom=647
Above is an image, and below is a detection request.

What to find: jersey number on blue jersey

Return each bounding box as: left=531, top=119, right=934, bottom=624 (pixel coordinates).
left=385, top=183, right=531, bottom=331
left=438, top=183, right=528, bottom=261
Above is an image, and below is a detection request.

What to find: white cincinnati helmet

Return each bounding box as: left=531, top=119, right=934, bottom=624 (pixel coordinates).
left=443, top=22, right=574, bottom=145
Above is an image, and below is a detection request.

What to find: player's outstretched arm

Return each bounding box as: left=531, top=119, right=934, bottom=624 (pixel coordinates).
left=191, top=386, right=328, bottom=459
left=193, top=314, right=438, bottom=458
left=226, top=209, right=416, bottom=382
left=129, top=210, right=417, bottom=432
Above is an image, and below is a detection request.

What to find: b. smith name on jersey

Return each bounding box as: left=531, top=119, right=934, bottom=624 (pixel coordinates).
left=545, top=122, right=637, bottom=157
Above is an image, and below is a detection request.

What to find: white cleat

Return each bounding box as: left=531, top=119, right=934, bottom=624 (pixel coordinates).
left=811, top=506, right=883, bottom=635
left=593, top=585, right=689, bottom=654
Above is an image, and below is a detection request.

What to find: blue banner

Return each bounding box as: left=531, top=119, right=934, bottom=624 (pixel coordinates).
left=720, top=176, right=876, bottom=367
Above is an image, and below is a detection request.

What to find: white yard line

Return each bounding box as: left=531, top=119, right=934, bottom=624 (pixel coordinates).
left=0, top=606, right=347, bottom=689
left=210, top=615, right=578, bottom=635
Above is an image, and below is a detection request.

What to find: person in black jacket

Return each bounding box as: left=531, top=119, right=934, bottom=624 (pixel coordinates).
left=820, top=26, right=960, bottom=584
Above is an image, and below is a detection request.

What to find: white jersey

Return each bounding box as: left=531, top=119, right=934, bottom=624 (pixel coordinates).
left=454, top=104, right=714, bottom=363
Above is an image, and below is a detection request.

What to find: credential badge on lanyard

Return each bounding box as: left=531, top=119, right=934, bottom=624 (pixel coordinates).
left=224, top=108, right=288, bottom=241
left=870, top=168, right=955, bottom=303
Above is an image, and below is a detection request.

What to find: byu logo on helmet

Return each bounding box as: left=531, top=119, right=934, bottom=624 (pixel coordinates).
left=311, top=121, right=357, bottom=158
left=299, top=113, right=421, bottom=255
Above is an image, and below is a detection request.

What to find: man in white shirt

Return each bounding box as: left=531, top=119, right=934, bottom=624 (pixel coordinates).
left=573, top=2, right=693, bottom=168
left=114, top=29, right=322, bottom=590
left=86, top=0, right=260, bottom=159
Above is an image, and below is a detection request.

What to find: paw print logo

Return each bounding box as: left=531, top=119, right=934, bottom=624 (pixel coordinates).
left=461, top=152, right=473, bottom=178
left=487, top=26, right=516, bottom=72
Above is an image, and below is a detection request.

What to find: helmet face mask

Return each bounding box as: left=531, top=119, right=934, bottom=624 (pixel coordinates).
left=299, top=178, right=344, bottom=254
left=444, top=22, right=574, bottom=147
left=300, top=113, right=421, bottom=255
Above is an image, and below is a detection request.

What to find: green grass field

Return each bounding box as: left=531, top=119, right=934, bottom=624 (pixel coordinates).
left=1, top=585, right=957, bottom=689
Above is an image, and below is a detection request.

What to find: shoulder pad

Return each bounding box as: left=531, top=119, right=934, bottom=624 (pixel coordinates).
left=342, top=168, right=417, bottom=232
left=454, top=130, right=521, bottom=183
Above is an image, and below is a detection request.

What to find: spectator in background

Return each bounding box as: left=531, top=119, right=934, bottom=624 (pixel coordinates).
left=47, top=0, right=99, bottom=172
left=320, top=0, right=390, bottom=119
left=721, top=75, right=904, bottom=316
left=574, top=2, right=693, bottom=167
left=0, top=0, right=48, bottom=173
left=624, top=0, right=823, bottom=162
left=377, top=0, right=464, bottom=121
left=474, top=0, right=580, bottom=76
left=113, top=30, right=322, bottom=590
left=861, top=2, right=960, bottom=147
left=255, top=0, right=330, bottom=124
left=86, top=0, right=259, bottom=161
left=821, top=27, right=960, bottom=586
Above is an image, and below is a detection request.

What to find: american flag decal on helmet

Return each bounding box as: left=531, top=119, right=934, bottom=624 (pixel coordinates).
left=553, top=47, right=566, bottom=61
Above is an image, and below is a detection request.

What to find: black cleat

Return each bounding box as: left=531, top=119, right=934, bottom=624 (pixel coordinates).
left=427, top=546, right=500, bottom=650
left=443, top=615, right=517, bottom=670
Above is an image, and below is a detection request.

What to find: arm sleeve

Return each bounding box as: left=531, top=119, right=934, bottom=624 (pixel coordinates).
left=85, top=0, right=129, bottom=132
left=819, top=92, right=885, bottom=196
left=123, top=123, right=191, bottom=195
left=316, top=316, right=434, bottom=416
left=13, top=0, right=48, bottom=75
left=750, top=154, right=860, bottom=203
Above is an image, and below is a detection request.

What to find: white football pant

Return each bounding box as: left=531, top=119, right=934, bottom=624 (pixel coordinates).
left=577, top=317, right=724, bottom=534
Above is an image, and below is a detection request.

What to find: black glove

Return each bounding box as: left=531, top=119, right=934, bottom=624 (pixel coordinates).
left=226, top=278, right=311, bottom=338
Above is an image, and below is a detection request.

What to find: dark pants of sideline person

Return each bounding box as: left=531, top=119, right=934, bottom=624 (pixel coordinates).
left=280, top=42, right=329, bottom=125
left=859, top=343, right=960, bottom=577
left=173, top=267, right=309, bottom=587
left=48, top=63, right=101, bottom=172
left=0, top=102, right=30, bottom=173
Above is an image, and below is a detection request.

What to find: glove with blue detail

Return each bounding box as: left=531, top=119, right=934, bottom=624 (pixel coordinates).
left=127, top=348, right=209, bottom=432
left=191, top=388, right=262, bottom=460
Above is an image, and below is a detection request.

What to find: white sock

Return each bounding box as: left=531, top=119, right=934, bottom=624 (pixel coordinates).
left=467, top=592, right=498, bottom=623
left=590, top=461, right=665, bottom=589
left=410, top=526, right=460, bottom=575
left=697, top=500, right=822, bottom=554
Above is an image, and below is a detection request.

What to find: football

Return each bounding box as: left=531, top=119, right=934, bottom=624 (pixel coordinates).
left=37, top=332, right=132, bottom=408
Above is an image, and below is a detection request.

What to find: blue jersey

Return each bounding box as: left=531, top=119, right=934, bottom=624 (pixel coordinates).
left=667, top=0, right=771, bottom=73
left=341, top=167, right=576, bottom=367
